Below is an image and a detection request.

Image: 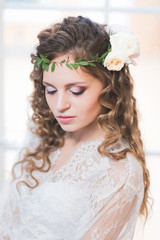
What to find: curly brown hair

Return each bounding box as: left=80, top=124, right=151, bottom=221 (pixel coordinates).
left=12, top=16, right=150, bottom=220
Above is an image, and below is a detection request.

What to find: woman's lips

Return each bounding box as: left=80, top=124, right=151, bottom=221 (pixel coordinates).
left=57, top=115, right=76, bottom=123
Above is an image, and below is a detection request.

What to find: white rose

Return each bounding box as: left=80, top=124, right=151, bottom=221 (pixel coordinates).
left=110, top=32, right=139, bottom=57
left=104, top=51, right=125, bottom=71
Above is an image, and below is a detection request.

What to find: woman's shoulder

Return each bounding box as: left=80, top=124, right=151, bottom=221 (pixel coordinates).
left=98, top=137, right=144, bottom=192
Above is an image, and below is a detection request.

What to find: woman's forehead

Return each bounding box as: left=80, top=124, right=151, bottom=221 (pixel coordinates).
left=43, top=56, right=101, bottom=87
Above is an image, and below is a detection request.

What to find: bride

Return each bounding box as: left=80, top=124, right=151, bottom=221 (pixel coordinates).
left=0, top=16, right=150, bottom=240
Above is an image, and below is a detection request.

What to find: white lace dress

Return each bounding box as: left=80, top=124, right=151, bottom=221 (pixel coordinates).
left=0, top=138, right=144, bottom=240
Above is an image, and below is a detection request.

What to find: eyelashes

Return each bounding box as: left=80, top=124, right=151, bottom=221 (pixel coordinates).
left=46, top=90, right=56, bottom=94
left=72, top=89, right=85, bottom=96
left=46, top=88, right=86, bottom=96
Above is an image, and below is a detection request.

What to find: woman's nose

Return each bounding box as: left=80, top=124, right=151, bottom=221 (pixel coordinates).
left=57, top=93, right=71, bottom=112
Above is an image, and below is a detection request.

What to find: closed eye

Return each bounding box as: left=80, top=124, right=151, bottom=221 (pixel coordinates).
left=46, top=89, right=57, bottom=94
left=70, top=86, right=86, bottom=96
left=70, top=89, right=86, bottom=96
left=44, top=85, right=57, bottom=95
left=43, top=85, right=86, bottom=95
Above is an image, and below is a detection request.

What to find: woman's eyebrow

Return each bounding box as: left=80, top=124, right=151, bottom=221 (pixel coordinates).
left=42, top=81, right=87, bottom=87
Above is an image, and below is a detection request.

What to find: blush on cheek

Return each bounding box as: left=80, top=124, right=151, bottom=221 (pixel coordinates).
left=83, top=98, right=101, bottom=117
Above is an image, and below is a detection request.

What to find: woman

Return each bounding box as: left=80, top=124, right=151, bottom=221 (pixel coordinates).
left=0, top=16, right=150, bottom=240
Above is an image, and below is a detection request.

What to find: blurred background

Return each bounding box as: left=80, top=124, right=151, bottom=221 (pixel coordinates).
left=0, top=0, right=160, bottom=239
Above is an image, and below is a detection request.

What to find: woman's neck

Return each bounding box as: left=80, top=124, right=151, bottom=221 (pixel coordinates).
left=64, top=120, right=105, bottom=146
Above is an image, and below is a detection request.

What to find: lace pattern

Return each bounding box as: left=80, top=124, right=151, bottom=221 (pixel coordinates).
left=0, top=136, right=144, bottom=240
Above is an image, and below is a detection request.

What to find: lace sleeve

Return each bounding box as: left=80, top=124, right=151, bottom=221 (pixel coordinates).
left=76, top=153, right=144, bottom=240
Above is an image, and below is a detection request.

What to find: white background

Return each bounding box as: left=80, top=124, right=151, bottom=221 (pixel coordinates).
left=0, top=0, right=160, bottom=239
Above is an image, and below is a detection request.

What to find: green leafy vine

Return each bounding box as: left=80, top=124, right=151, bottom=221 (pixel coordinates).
left=35, top=46, right=111, bottom=72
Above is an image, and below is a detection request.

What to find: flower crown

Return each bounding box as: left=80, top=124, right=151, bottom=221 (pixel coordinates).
left=35, top=25, right=140, bottom=72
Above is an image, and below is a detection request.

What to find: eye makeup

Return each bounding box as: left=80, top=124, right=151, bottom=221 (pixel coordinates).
left=45, top=85, right=56, bottom=94
left=43, top=82, right=87, bottom=96
left=70, top=86, right=86, bottom=96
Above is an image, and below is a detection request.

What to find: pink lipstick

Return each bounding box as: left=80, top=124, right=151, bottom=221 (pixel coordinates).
left=57, top=115, right=76, bottom=123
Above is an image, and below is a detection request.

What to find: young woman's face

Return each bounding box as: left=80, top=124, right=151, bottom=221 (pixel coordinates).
left=43, top=55, right=103, bottom=134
